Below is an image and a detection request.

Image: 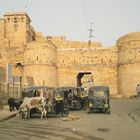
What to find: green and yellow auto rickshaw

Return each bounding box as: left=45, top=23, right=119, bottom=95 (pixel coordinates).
left=87, top=86, right=110, bottom=114
left=55, top=87, right=83, bottom=110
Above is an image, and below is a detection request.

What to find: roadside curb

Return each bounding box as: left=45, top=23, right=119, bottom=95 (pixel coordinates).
left=0, top=112, right=18, bottom=123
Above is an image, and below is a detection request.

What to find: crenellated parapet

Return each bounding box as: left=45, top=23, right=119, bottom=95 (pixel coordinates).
left=117, top=32, right=140, bottom=45
left=117, top=32, right=140, bottom=66
left=57, top=46, right=118, bottom=68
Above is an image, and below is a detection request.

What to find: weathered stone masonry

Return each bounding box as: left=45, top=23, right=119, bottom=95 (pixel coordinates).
left=0, top=12, right=140, bottom=97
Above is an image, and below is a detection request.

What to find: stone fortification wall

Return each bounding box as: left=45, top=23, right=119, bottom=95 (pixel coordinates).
left=0, top=38, right=25, bottom=65
left=57, top=47, right=117, bottom=67
left=57, top=46, right=118, bottom=96
left=22, top=42, right=57, bottom=87
left=0, top=40, right=8, bottom=59
left=4, top=12, right=27, bottom=44
left=0, top=18, right=5, bottom=39
left=117, top=32, right=140, bottom=97
left=36, top=32, right=46, bottom=42
left=1, top=12, right=140, bottom=98
left=47, top=36, right=102, bottom=49
left=58, top=41, right=102, bottom=49
left=0, top=63, right=7, bottom=83
left=4, top=12, right=35, bottom=45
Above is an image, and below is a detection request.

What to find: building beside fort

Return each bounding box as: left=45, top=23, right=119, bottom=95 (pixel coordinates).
left=0, top=12, right=140, bottom=98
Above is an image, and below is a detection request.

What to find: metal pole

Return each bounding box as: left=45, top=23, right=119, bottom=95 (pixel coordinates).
left=88, top=22, right=95, bottom=49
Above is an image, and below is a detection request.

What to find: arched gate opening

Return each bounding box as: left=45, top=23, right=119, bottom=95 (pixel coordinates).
left=76, top=72, right=93, bottom=87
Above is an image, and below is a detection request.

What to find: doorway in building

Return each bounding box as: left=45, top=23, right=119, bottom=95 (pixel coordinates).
left=76, top=72, right=93, bottom=87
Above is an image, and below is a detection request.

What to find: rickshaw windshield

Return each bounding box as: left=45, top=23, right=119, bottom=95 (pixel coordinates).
left=55, top=90, right=64, bottom=100
left=89, top=90, right=108, bottom=99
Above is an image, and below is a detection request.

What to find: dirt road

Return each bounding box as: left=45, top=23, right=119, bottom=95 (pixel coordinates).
left=0, top=98, right=140, bottom=140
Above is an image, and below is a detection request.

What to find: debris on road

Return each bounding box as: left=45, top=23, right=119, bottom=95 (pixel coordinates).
left=62, top=114, right=80, bottom=121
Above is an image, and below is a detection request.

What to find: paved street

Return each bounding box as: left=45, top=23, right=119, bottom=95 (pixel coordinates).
left=0, top=98, right=140, bottom=140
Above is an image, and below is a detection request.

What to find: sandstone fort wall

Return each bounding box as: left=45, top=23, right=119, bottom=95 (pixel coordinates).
left=0, top=12, right=140, bottom=97
left=117, top=32, right=140, bottom=97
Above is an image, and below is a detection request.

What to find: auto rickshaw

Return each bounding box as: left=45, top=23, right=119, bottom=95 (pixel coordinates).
left=17, top=86, right=52, bottom=109
left=21, top=86, right=54, bottom=99
left=87, top=86, right=110, bottom=114
left=20, top=86, right=69, bottom=117
left=55, top=87, right=83, bottom=110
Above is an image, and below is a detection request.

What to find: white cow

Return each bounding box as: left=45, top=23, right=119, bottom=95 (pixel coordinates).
left=19, top=96, right=47, bottom=119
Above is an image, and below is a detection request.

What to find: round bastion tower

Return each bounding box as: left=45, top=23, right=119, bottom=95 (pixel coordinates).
left=22, top=41, right=57, bottom=87
left=117, top=32, right=140, bottom=97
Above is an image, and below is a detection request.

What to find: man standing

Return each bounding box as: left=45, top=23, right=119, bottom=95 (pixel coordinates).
left=136, top=84, right=140, bottom=96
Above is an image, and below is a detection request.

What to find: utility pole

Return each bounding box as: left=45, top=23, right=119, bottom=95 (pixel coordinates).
left=88, top=22, right=95, bottom=49
left=24, top=5, right=27, bottom=12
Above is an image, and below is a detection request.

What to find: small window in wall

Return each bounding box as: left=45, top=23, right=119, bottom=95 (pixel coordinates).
left=7, top=18, right=10, bottom=22
left=14, top=17, right=18, bottom=23
left=13, top=24, right=18, bottom=31
left=37, top=56, right=38, bottom=61
left=91, top=60, right=93, bottom=63
left=74, top=59, right=75, bottom=63
left=21, top=17, right=24, bottom=22
left=63, top=60, right=64, bottom=63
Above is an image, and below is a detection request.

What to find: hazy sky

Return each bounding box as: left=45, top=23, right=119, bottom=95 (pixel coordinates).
left=0, top=0, right=140, bottom=47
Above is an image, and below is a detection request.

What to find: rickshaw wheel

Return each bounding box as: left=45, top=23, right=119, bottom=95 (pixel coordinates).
left=87, top=108, right=91, bottom=114
left=106, top=108, right=110, bottom=114
left=107, top=111, right=111, bottom=114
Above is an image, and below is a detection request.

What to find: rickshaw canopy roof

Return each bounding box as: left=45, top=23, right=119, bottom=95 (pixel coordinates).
left=21, top=86, right=54, bottom=92
left=55, top=87, right=83, bottom=90
left=89, top=86, right=109, bottom=92
left=88, top=86, right=109, bottom=98
left=21, top=86, right=54, bottom=99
